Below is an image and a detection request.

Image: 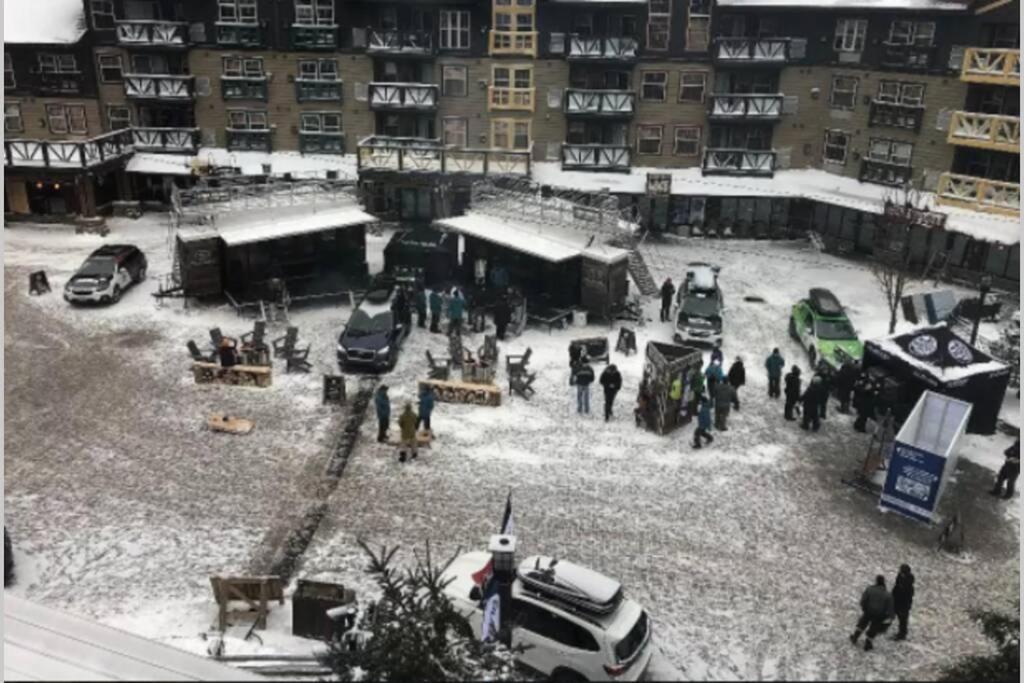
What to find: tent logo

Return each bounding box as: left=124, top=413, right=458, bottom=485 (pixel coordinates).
left=907, top=334, right=938, bottom=358
left=947, top=339, right=974, bottom=365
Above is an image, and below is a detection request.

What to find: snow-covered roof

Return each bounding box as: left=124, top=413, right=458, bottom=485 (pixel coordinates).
left=127, top=148, right=357, bottom=179
left=4, top=595, right=262, bottom=681
left=218, top=206, right=377, bottom=247
left=3, top=0, right=87, bottom=44
left=530, top=163, right=1020, bottom=246
left=715, top=0, right=967, bottom=10
left=866, top=324, right=1009, bottom=382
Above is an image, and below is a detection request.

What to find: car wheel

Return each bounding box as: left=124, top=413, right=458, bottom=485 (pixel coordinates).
left=136, top=267, right=147, bottom=283
left=111, top=286, right=121, bottom=304
left=550, top=669, right=588, bottom=683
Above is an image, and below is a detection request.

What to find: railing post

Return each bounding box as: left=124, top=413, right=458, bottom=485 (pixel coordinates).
left=483, top=151, right=489, bottom=176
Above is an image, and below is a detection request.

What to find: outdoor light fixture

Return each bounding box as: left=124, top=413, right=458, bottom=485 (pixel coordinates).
left=488, top=534, right=516, bottom=574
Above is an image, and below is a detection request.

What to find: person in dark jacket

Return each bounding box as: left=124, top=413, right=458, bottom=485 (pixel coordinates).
left=573, top=360, right=595, bottom=414
left=710, top=344, right=724, bottom=366
left=659, top=278, right=675, bottom=322
left=218, top=337, right=238, bottom=368
left=714, top=381, right=735, bottom=431
left=765, top=348, right=785, bottom=399
left=414, top=286, right=427, bottom=329
left=851, top=575, right=895, bottom=652
left=853, top=373, right=877, bottom=432
left=392, top=288, right=410, bottom=328
left=374, top=385, right=391, bottom=443
left=814, top=360, right=832, bottom=420
left=801, top=376, right=824, bottom=431
left=783, top=366, right=802, bottom=421
left=447, top=288, right=465, bottom=335
left=417, top=384, right=435, bottom=433
left=493, top=295, right=512, bottom=341
left=727, top=357, right=745, bottom=410
left=692, top=396, right=713, bottom=449
left=891, top=564, right=915, bottom=641
left=990, top=439, right=1020, bottom=499
left=428, top=289, right=443, bottom=333
left=599, top=364, right=623, bottom=421
left=834, top=360, right=858, bottom=414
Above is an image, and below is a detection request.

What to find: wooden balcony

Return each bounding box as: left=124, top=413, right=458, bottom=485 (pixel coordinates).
left=4, top=129, right=133, bottom=169
left=947, top=111, right=1020, bottom=153
left=226, top=129, right=273, bottom=152
left=221, top=77, right=268, bottom=101
left=366, top=29, right=435, bottom=56
left=702, top=148, right=775, bottom=177
left=564, top=89, right=635, bottom=117
left=356, top=136, right=530, bottom=176
left=124, top=74, right=194, bottom=101
left=561, top=144, right=631, bottom=172
left=295, top=80, right=342, bottom=102
left=368, top=83, right=439, bottom=111
left=859, top=159, right=912, bottom=186
left=707, top=94, right=783, bottom=121
left=868, top=101, right=924, bottom=132
left=961, top=48, right=1020, bottom=86
left=115, top=20, right=189, bottom=47
left=566, top=35, right=638, bottom=61
left=290, top=24, right=337, bottom=50
left=216, top=22, right=265, bottom=47
left=299, top=132, right=345, bottom=155
left=488, top=86, right=535, bottom=112
left=489, top=30, right=537, bottom=57
left=131, top=127, right=199, bottom=153
left=936, top=173, right=1019, bottom=216
left=712, top=38, right=790, bottom=65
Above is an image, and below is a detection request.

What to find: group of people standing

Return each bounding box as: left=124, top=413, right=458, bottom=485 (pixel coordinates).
left=569, top=348, right=623, bottom=422
left=374, top=383, right=435, bottom=463
left=690, top=348, right=746, bottom=449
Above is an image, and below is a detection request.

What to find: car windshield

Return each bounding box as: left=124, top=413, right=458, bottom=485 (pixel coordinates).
left=614, top=610, right=648, bottom=663
left=680, top=295, right=720, bottom=319
left=77, top=257, right=116, bottom=277
left=816, top=318, right=856, bottom=340
left=347, top=309, right=394, bottom=336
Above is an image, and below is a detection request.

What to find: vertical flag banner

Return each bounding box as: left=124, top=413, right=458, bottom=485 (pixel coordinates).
left=500, top=491, right=513, bottom=536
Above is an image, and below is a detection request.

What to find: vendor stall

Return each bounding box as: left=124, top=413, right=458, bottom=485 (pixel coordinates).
left=636, top=341, right=704, bottom=435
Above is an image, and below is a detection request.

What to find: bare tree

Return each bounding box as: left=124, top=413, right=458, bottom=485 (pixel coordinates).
left=872, top=185, right=935, bottom=334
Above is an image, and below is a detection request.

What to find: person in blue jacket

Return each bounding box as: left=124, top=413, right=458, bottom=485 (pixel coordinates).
left=765, top=348, right=785, bottom=399
left=692, top=396, right=713, bottom=449
left=705, top=360, right=725, bottom=404
left=447, top=288, right=465, bottom=335
left=417, top=384, right=435, bottom=433
left=374, top=384, right=391, bottom=443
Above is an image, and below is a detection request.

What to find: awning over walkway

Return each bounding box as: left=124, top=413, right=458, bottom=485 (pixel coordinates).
left=218, top=206, right=377, bottom=247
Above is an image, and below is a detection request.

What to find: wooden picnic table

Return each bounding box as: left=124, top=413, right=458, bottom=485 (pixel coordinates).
left=527, top=307, right=572, bottom=333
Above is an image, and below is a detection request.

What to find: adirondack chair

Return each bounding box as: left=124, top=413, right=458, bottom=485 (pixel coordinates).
left=506, top=347, right=532, bottom=377
left=426, top=350, right=451, bottom=381
left=285, top=345, right=312, bottom=373
left=241, top=320, right=267, bottom=349
left=188, top=340, right=217, bottom=363
left=510, top=371, right=537, bottom=399
left=477, top=335, right=498, bottom=365
left=209, top=327, right=235, bottom=351
left=272, top=326, right=299, bottom=358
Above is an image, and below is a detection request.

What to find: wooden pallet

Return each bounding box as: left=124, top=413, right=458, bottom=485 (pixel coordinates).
left=419, top=378, right=501, bottom=407
left=207, top=415, right=254, bottom=435
left=193, top=362, right=272, bottom=388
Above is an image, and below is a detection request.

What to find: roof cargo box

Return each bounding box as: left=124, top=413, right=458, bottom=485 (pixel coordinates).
left=808, top=288, right=843, bottom=316
left=517, top=556, right=623, bottom=616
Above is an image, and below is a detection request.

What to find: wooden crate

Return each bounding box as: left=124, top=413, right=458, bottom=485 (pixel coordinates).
left=419, top=378, right=501, bottom=407
left=193, top=362, right=272, bottom=388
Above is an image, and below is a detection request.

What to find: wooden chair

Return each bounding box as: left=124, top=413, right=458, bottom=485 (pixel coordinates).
left=286, top=345, right=313, bottom=373
left=506, top=347, right=532, bottom=377
left=209, top=327, right=232, bottom=351
left=477, top=335, right=498, bottom=365
left=426, top=350, right=451, bottom=381
left=188, top=340, right=217, bottom=363
left=241, top=320, right=267, bottom=349
left=272, top=326, right=299, bottom=358
left=510, top=371, right=537, bottom=399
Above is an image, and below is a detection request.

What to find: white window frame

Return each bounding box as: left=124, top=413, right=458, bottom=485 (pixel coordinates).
left=678, top=72, right=706, bottom=103
left=443, top=117, right=468, bottom=147
left=97, top=54, right=123, bottom=83
left=866, top=138, right=913, bottom=166
left=46, top=104, right=87, bottom=135
left=647, top=0, right=671, bottom=51
left=491, top=118, right=531, bottom=150
left=442, top=65, right=467, bottom=97
left=439, top=10, right=471, bottom=50
left=673, top=125, right=700, bottom=156
left=298, top=59, right=338, bottom=81
left=887, top=20, right=934, bottom=46
left=640, top=71, right=667, bottom=102
left=823, top=129, right=849, bottom=165
left=637, top=124, right=664, bottom=155
left=223, top=56, right=264, bottom=78
left=227, top=109, right=269, bottom=131
left=91, top=0, right=115, bottom=29
left=5, top=54, right=15, bottom=89
left=834, top=19, right=868, bottom=53
left=295, top=0, right=334, bottom=26
left=219, top=0, right=258, bottom=24
left=877, top=81, right=925, bottom=106
left=4, top=102, right=23, bottom=133
left=38, top=54, right=79, bottom=74
left=300, top=112, right=341, bottom=133
left=829, top=75, right=858, bottom=110
left=106, top=104, right=131, bottom=130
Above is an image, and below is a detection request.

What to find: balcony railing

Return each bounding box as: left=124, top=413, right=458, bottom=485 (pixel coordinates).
left=936, top=173, right=1020, bottom=216
left=713, top=38, right=790, bottom=64
left=4, top=129, right=133, bottom=169
left=115, top=20, right=189, bottom=47
left=868, top=101, right=924, bottom=132
left=566, top=35, right=638, bottom=61
left=295, top=80, right=342, bottom=102
left=708, top=94, right=783, bottom=120
left=216, top=22, right=264, bottom=47
left=131, top=127, right=200, bottom=153
left=366, top=29, right=434, bottom=55
left=226, top=129, right=273, bottom=152
left=702, top=148, right=776, bottom=177
left=222, top=76, right=268, bottom=101
left=564, top=89, right=635, bottom=116
left=879, top=43, right=935, bottom=70
left=290, top=24, right=338, bottom=50
left=561, top=144, right=631, bottom=172
left=859, top=159, right=913, bottom=186
left=299, top=132, right=345, bottom=155
left=369, top=83, right=439, bottom=110
left=124, top=74, right=194, bottom=100
left=489, top=30, right=538, bottom=57
left=947, top=111, right=1020, bottom=153
left=488, top=86, right=535, bottom=111
left=356, top=136, right=531, bottom=176
left=961, top=48, right=1020, bottom=86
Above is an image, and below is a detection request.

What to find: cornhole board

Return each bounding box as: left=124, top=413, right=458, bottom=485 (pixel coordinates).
left=419, top=378, right=501, bottom=407
left=207, top=415, right=254, bottom=435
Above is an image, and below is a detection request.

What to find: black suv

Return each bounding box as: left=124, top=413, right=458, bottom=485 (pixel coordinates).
left=337, top=279, right=410, bottom=371
left=64, top=244, right=147, bottom=305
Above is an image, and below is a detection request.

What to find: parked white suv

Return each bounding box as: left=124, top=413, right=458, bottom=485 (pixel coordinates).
left=442, top=552, right=653, bottom=682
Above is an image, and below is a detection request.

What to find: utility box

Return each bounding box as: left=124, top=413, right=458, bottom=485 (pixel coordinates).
left=292, top=579, right=357, bottom=641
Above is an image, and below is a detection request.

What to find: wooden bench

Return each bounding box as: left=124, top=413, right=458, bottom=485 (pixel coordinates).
left=210, top=575, right=285, bottom=631
left=418, top=378, right=501, bottom=407
left=193, top=362, right=273, bottom=388
left=528, top=307, right=572, bottom=333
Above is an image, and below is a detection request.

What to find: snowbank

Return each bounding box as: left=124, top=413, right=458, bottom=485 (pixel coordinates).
left=127, top=148, right=358, bottom=179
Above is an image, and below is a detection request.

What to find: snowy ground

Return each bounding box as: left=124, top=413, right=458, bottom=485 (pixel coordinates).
left=4, top=216, right=1019, bottom=681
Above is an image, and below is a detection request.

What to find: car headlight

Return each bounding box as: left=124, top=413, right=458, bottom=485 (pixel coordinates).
left=337, top=343, right=347, bottom=356
left=376, top=346, right=390, bottom=356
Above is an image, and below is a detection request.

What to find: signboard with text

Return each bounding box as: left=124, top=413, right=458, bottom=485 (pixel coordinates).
left=879, top=441, right=947, bottom=522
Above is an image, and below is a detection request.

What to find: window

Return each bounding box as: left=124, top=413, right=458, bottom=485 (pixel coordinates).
left=674, top=126, right=700, bottom=156
left=223, top=56, right=264, bottom=77
left=130, top=54, right=169, bottom=74
left=887, top=20, right=934, bottom=46
left=678, top=72, right=706, bottom=103
left=4, top=54, right=14, bottom=89
left=493, top=66, right=532, bottom=89
left=637, top=125, right=663, bottom=155
left=38, top=54, right=78, bottom=74
left=834, top=19, right=868, bottom=52
left=97, top=54, right=123, bottom=83
left=877, top=81, right=924, bottom=106
left=91, top=0, right=115, bottom=29
left=440, top=10, right=470, bottom=49
left=492, top=119, right=531, bottom=150
left=46, top=104, right=87, bottom=134
left=298, top=59, right=337, bottom=80
left=572, top=14, right=593, bottom=37
left=867, top=138, right=912, bottom=165
left=648, top=0, right=671, bottom=51
left=106, top=105, right=131, bottom=130
left=219, top=0, right=258, bottom=23
left=641, top=72, right=667, bottom=101
left=829, top=76, right=858, bottom=110
left=686, top=0, right=711, bottom=50
left=515, top=602, right=601, bottom=652
left=442, top=66, right=467, bottom=97
left=823, top=130, right=849, bottom=164
left=4, top=103, right=23, bottom=133
left=228, top=110, right=269, bottom=130
left=295, top=0, right=333, bottom=25
left=300, top=112, right=341, bottom=133
left=493, top=0, right=535, bottom=33
left=443, top=117, right=468, bottom=147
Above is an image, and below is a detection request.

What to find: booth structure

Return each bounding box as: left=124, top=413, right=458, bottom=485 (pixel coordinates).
left=383, top=228, right=459, bottom=287
left=862, top=324, right=1010, bottom=434
left=637, top=341, right=704, bottom=435
left=880, top=390, right=972, bottom=523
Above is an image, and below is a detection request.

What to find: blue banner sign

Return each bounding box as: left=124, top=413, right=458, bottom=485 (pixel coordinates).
left=879, top=440, right=947, bottom=522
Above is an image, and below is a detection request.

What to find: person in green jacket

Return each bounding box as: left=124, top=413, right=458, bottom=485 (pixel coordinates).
left=398, top=403, right=418, bottom=463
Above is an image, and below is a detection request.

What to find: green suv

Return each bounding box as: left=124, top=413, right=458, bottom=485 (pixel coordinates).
left=789, top=288, right=863, bottom=370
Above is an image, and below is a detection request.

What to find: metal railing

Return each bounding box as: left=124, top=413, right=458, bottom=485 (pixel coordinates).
left=132, top=127, right=200, bottom=153
left=225, top=129, right=273, bottom=152
left=702, top=148, right=776, bottom=176
left=215, top=22, right=264, bottom=46
left=713, top=37, right=790, bottom=63
left=708, top=94, right=783, bottom=119
left=561, top=144, right=631, bottom=171
left=936, top=173, right=1020, bottom=216
left=566, top=35, right=638, bottom=60
left=290, top=24, right=338, bottom=49
left=564, top=89, right=635, bottom=116
left=367, top=29, right=434, bottom=54
left=961, top=48, right=1020, bottom=86
left=356, top=136, right=530, bottom=176
left=947, top=111, right=1020, bottom=153
left=124, top=74, right=194, bottom=99
left=4, top=129, right=134, bottom=168
left=299, top=132, right=346, bottom=154
left=868, top=100, right=924, bottom=132
left=368, top=83, right=439, bottom=109
left=116, top=20, right=189, bottom=46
